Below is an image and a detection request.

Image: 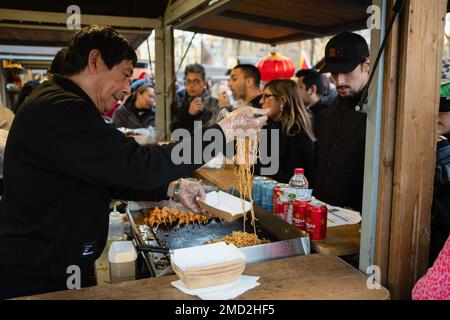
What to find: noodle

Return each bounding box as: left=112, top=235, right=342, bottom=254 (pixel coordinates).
left=208, top=231, right=270, bottom=248
left=207, top=135, right=270, bottom=248
left=234, top=136, right=259, bottom=234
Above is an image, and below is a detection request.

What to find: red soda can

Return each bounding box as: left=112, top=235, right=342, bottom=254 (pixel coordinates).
left=274, top=185, right=288, bottom=220
left=305, top=201, right=328, bottom=240
left=272, top=184, right=283, bottom=214
left=293, top=196, right=310, bottom=230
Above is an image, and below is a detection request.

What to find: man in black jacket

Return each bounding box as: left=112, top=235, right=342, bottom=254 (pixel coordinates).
left=171, top=64, right=220, bottom=133
left=314, top=32, right=370, bottom=212
left=0, top=25, right=267, bottom=299
left=296, top=69, right=329, bottom=134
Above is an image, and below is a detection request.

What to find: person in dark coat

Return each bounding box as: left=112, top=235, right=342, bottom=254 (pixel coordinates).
left=314, top=32, right=370, bottom=212
left=0, top=25, right=268, bottom=299
left=255, top=79, right=316, bottom=183
left=112, top=83, right=156, bottom=129
left=296, top=69, right=330, bottom=135
left=429, top=97, right=450, bottom=264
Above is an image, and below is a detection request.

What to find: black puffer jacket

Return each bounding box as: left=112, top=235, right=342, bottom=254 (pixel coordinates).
left=429, top=138, right=450, bottom=264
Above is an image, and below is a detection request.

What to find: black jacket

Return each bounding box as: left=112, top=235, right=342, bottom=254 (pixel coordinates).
left=0, top=75, right=224, bottom=298
left=313, top=92, right=366, bottom=211
left=429, top=139, right=450, bottom=264
left=112, top=98, right=155, bottom=129
left=255, top=121, right=315, bottom=184
left=308, top=99, right=329, bottom=135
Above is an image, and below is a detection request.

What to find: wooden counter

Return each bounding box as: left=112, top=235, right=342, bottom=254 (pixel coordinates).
left=312, top=224, right=361, bottom=256
left=195, top=167, right=361, bottom=257
left=194, top=165, right=240, bottom=191
left=18, top=254, right=389, bottom=300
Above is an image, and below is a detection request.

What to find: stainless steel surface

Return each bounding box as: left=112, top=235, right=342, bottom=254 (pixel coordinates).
left=240, top=237, right=310, bottom=264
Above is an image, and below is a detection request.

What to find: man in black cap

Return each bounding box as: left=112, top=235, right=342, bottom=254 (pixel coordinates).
left=313, top=32, right=370, bottom=212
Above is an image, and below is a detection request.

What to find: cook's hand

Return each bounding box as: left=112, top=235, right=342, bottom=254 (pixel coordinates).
left=133, top=128, right=152, bottom=145
left=179, top=179, right=207, bottom=214
left=218, top=91, right=230, bottom=108
left=188, top=97, right=204, bottom=116
left=218, top=106, right=268, bottom=142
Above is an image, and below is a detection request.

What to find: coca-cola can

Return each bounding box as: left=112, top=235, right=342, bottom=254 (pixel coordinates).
left=293, top=196, right=310, bottom=230
left=273, top=184, right=288, bottom=217
left=305, top=201, right=328, bottom=240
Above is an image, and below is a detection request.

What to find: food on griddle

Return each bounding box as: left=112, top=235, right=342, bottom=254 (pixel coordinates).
left=207, top=231, right=270, bottom=248
left=144, top=207, right=209, bottom=228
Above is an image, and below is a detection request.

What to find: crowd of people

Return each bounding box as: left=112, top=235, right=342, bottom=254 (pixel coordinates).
left=0, top=25, right=448, bottom=299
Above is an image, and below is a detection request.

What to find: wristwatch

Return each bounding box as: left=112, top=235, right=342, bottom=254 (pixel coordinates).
left=173, top=179, right=182, bottom=202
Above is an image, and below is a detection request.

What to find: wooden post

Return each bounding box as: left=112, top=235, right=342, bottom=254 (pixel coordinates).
left=375, top=0, right=400, bottom=287
left=155, top=20, right=166, bottom=141
left=386, top=0, right=446, bottom=299
left=155, top=19, right=175, bottom=141
left=164, top=24, right=175, bottom=139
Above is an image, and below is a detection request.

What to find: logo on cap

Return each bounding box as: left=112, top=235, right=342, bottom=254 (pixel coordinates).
left=329, top=47, right=344, bottom=58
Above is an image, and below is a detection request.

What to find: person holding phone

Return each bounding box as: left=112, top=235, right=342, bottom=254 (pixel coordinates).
left=170, top=64, right=220, bottom=133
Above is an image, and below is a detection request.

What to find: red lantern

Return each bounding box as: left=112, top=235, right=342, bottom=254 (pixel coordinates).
left=256, top=51, right=296, bottom=83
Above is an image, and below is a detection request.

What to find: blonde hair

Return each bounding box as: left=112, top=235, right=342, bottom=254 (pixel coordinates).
left=264, top=79, right=316, bottom=141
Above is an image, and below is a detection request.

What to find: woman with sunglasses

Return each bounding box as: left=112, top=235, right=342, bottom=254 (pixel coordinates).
left=256, top=79, right=316, bottom=183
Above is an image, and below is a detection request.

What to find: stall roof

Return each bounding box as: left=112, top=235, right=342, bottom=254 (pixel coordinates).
left=0, top=0, right=169, bottom=48
left=169, top=0, right=372, bottom=44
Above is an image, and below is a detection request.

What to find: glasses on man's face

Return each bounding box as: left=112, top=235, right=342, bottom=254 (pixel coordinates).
left=185, top=79, right=202, bottom=86
left=261, top=93, right=278, bottom=101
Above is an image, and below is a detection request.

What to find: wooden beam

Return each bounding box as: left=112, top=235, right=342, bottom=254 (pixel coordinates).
left=387, top=0, right=446, bottom=299
left=0, top=8, right=161, bottom=29
left=320, top=0, right=372, bottom=11
left=164, top=0, right=210, bottom=25
left=173, top=0, right=242, bottom=30
left=375, top=0, right=400, bottom=287
left=269, top=19, right=368, bottom=45
left=322, top=18, right=369, bottom=35
left=219, top=10, right=325, bottom=36
left=187, top=26, right=271, bottom=43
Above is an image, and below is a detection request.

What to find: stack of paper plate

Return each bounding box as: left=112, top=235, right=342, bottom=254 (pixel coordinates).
left=171, top=242, right=246, bottom=289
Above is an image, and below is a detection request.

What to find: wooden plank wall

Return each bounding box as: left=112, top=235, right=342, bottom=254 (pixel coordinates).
left=375, top=0, right=400, bottom=287
left=386, top=0, right=447, bottom=299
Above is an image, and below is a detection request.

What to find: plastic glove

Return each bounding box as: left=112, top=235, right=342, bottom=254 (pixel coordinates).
left=133, top=128, right=153, bottom=145
left=178, top=179, right=208, bottom=215
left=218, top=106, right=268, bottom=142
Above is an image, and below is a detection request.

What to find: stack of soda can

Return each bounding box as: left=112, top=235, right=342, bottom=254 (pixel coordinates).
left=252, top=176, right=328, bottom=240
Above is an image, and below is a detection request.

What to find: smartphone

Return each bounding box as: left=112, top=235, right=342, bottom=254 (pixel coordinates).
left=225, top=90, right=235, bottom=106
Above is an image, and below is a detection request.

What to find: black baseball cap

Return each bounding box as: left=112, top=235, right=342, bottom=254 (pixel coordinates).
left=321, top=32, right=370, bottom=74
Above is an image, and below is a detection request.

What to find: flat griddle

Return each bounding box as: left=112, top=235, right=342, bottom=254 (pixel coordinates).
left=128, top=200, right=310, bottom=277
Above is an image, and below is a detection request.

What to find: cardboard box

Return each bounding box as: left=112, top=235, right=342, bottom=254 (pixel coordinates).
left=171, top=242, right=246, bottom=289
left=198, top=191, right=251, bottom=222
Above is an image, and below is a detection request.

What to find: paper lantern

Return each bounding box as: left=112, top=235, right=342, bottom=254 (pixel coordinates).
left=256, top=51, right=296, bottom=83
